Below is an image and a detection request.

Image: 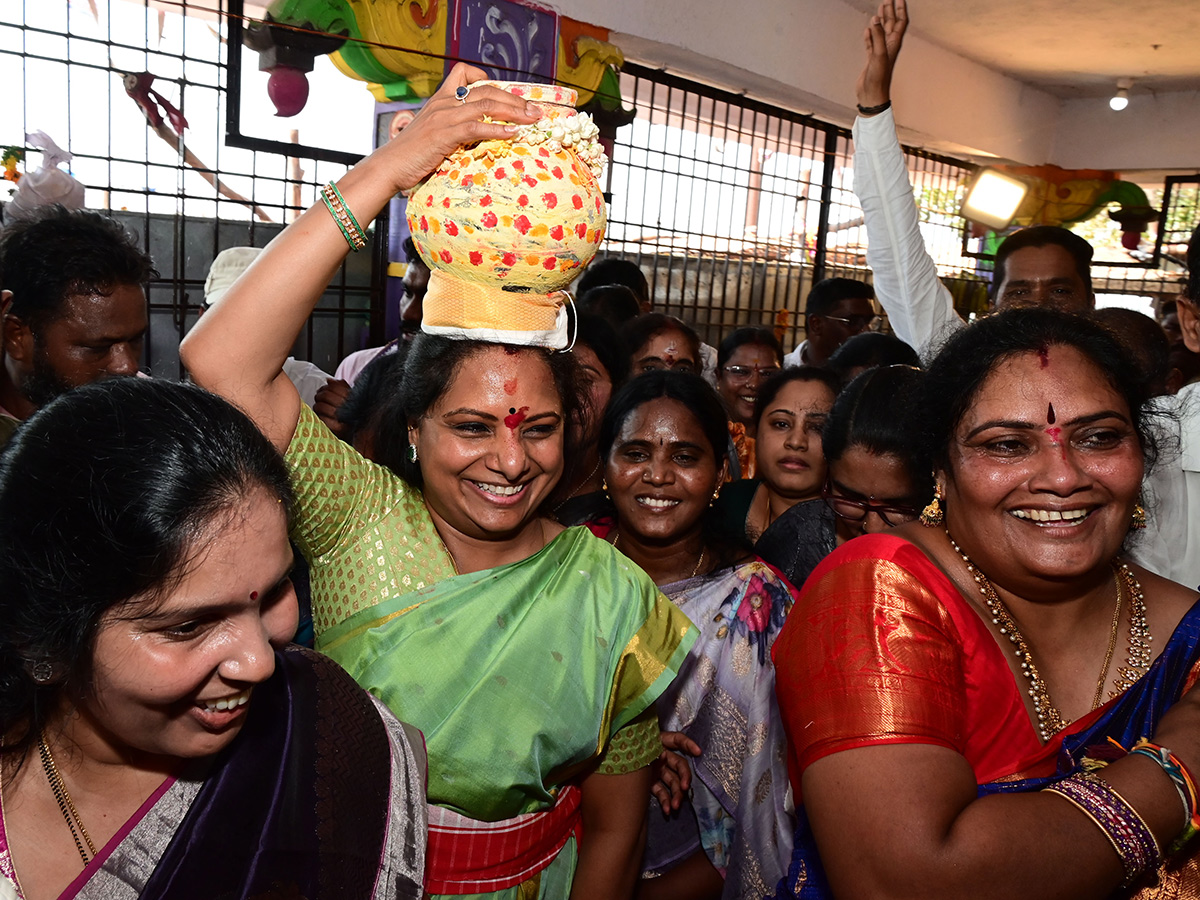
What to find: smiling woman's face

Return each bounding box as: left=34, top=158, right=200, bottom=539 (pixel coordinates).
left=717, top=344, right=781, bottom=427
left=81, top=488, right=298, bottom=762
left=412, top=345, right=565, bottom=543
left=605, top=396, right=724, bottom=545
left=943, top=345, right=1144, bottom=590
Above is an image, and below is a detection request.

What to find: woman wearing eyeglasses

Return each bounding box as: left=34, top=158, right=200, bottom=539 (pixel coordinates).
left=729, top=362, right=926, bottom=595
left=820, top=364, right=931, bottom=542
left=588, top=371, right=797, bottom=900
left=716, top=327, right=785, bottom=478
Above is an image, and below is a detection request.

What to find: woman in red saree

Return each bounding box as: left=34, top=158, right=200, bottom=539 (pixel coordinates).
left=771, top=307, right=1200, bottom=898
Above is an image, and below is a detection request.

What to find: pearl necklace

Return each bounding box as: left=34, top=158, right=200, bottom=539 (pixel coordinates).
left=946, top=534, right=1151, bottom=743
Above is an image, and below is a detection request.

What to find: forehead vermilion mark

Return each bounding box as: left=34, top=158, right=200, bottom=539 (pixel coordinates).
left=1037, top=345, right=1050, bottom=368
left=504, top=378, right=518, bottom=395
left=1047, top=403, right=1056, bottom=425
left=504, top=406, right=528, bottom=429
left=1045, top=424, right=1067, bottom=461
left=250, top=591, right=259, bottom=600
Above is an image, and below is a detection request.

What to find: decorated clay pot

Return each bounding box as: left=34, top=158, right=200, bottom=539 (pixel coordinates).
left=406, top=82, right=607, bottom=347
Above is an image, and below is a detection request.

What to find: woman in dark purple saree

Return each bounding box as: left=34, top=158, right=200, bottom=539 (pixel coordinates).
left=0, top=379, right=425, bottom=900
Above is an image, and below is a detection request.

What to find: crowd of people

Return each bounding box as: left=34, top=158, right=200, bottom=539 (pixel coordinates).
left=3, top=1, right=1200, bottom=898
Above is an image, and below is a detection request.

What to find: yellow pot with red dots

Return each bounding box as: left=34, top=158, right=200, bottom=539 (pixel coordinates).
left=406, top=82, right=607, bottom=348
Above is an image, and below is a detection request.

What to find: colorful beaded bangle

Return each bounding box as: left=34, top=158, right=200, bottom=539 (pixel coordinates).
left=1129, top=738, right=1200, bottom=853
left=1044, top=771, right=1160, bottom=886
left=320, top=182, right=367, bottom=252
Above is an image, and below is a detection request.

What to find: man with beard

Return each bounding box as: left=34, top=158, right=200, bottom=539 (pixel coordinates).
left=0, top=206, right=153, bottom=445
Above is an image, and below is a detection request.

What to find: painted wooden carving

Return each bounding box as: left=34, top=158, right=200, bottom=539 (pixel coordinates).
left=257, top=0, right=625, bottom=109
left=453, top=1, right=556, bottom=83
left=1002, top=164, right=1158, bottom=249
left=557, top=18, right=625, bottom=107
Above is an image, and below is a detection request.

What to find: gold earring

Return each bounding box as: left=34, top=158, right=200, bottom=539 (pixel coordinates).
left=710, top=485, right=721, bottom=507
left=919, top=482, right=944, bottom=528
left=602, top=479, right=609, bottom=496
left=1131, top=501, right=1147, bottom=530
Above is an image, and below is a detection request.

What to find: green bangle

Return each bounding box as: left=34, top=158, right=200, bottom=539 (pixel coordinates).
left=320, top=182, right=367, bottom=252
left=326, top=182, right=364, bottom=242
left=321, top=193, right=354, bottom=245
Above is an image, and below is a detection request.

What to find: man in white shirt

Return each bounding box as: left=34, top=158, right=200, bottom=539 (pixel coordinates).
left=1152, top=227, right=1200, bottom=590
left=850, top=0, right=1094, bottom=361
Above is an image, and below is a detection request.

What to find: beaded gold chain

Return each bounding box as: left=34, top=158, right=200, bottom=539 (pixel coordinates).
left=1112, top=562, right=1153, bottom=694
left=946, top=535, right=1151, bottom=743
left=38, top=735, right=97, bottom=867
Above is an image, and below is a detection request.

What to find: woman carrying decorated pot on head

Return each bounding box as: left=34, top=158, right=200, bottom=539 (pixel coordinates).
left=182, top=66, right=697, bottom=900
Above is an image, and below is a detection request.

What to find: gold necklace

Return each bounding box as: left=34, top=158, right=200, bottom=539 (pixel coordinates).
left=38, top=735, right=97, bottom=868
left=552, top=457, right=602, bottom=514
left=1091, top=576, right=1123, bottom=711
left=1111, top=562, right=1152, bottom=695
left=749, top=488, right=779, bottom=542
left=612, top=531, right=706, bottom=580
left=946, top=535, right=1151, bottom=743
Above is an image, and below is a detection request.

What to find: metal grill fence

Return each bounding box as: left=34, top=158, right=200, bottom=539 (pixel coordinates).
left=1, top=0, right=372, bottom=380
left=602, top=63, right=987, bottom=351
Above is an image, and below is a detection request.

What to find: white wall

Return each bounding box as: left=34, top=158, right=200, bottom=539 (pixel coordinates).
left=551, top=0, right=1196, bottom=173
left=1052, top=92, right=1200, bottom=172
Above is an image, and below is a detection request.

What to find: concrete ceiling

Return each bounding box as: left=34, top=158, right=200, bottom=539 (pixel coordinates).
left=843, top=0, right=1200, bottom=98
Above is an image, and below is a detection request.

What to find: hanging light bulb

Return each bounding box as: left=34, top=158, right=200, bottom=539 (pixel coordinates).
left=1110, top=78, right=1133, bottom=111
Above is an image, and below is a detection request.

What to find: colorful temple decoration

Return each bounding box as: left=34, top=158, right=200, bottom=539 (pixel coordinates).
left=998, top=164, right=1159, bottom=250
left=254, top=0, right=627, bottom=109
left=246, top=0, right=634, bottom=345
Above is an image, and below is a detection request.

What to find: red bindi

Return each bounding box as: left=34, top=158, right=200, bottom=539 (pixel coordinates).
left=504, top=406, right=528, bottom=428
left=250, top=590, right=259, bottom=600
left=504, top=378, right=518, bottom=395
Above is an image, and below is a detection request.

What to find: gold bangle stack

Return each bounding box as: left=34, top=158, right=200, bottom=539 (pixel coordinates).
left=320, top=182, right=367, bottom=252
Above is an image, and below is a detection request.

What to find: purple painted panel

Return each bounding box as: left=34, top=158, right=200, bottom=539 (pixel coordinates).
left=453, top=0, right=557, bottom=83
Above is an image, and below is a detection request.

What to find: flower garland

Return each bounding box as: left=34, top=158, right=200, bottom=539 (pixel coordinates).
left=513, top=111, right=606, bottom=179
